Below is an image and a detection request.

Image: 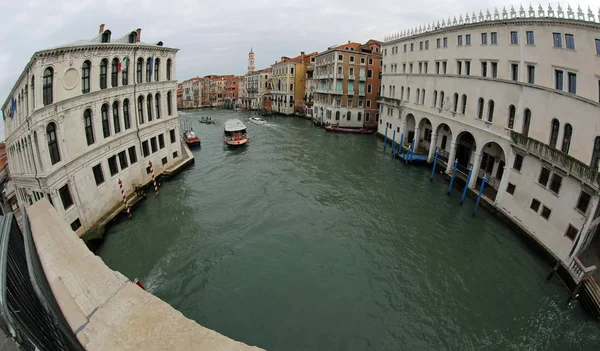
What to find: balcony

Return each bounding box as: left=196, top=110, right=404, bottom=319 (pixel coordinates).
left=347, top=90, right=354, bottom=96
left=359, top=75, right=366, bottom=81
left=348, top=75, right=355, bottom=80
left=510, top=131, right=600, bottom=189
left=331, top=89, right=344, bottom=95
left=358, top=90, right=365, bottom=96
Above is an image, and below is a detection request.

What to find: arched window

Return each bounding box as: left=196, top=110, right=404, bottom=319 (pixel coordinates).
left=461, top=94, right=467, bottom=114
left=439, top=91, right=444, bottom=109
left=166, top=59, right=172, bottom=81
left=400, top=86, right=404, bottom=101
left=337, top=66, right=342, bottom=76
left=453, top=93, right=459, bottom=112
left=147, top=94, right=153, bottom=121
left=477, top=98, right=484, bottom=119
left=82, top=61, right=91, bottom=93
left=382, top=85, right=385, bottom=96
left=155, top=93, right=161, bottom=119
left=100, top=59, right=108, bottom=89
left=487, top=100, right=495, bottom=122
left=129, top=31, right=137, bottom=43
left=416, top=89, right=420, bottom=103
left=112, top=101, right=121, bottom=134
left=123, top=99, right=131, bottom=130
left=549, top=118, right=560, bottom=148
left=84, top=109, right=94, bottom=146
left=591, top=137, right=600, bottom=171
left=433, top=90, right=437, bottom=106
left=154, top=58, right=160, bottom=81
left=42, top=67, right=53, bottom=105
left=335, top=111, right=340, bottom=120
left=137, top=96, right=144, bottom=124
left=358, top=112, right=362, bottom=121
left=137, top=58, right=143, bottom=83
left=522, top=109, right=531, bottom=136
left=346, top=111, right=351, bottom=121
left=349, top=67, right=354, bottom=76
left=111, top=58, right=119, bottom=87
left=421, top=89, right=426, bottom=104
left=31, top=76, right=35, bottom=109
left=146, top=57, right=152, bottom=82
left=122, top=57, right=129, bottom=86
left=167, top=91, right=173, bottom=115
left=101, top=30, right=111, bottom=43
left=561, top=123, right=572, bottom=153
left=46, top=123, right=60, bottom=165
left=507, top=105, right=516, bottom=129
left=101, top=104, right=110, bottom=137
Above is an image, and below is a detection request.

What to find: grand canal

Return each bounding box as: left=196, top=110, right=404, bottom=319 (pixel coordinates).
left=97, top=110, right=600, bottom=350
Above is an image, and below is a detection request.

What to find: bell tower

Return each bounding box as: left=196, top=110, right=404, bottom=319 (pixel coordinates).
left=248, top=48, right=255, bottom=73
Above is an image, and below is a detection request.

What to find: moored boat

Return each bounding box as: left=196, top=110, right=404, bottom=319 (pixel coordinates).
left=224, top=119, right=249, bottom=147
left=249, top=117, right=267, bottom=126
left=183, top=129, right=201, bottom=147
left=324, top=125, right=375, bottom=135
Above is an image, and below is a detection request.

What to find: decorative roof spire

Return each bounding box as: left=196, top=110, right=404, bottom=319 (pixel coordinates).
left=538, top=3, right=545, bottom=17
left=567, top=4, right=573, bottom=18
left=577, top=5, right=584, bottom=20
left=502, top=6, right=508, bottom=19
left=588, top=6, right=595, bottom=21
left=519, top=5, right=525, bottom=17
left=529, top=4, right=536, bottom=17
left=557, top=3, right=564, bottom=18
left=547, top=4, right=554, bottom=17
left=494, top=7, right=499, bottom=20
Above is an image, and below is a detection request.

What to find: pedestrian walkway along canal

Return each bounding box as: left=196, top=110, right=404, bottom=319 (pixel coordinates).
left=97, top=110, right=600, bottom=350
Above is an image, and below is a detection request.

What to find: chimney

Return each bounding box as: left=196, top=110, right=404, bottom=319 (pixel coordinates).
left=348, top=40, right=350, bottom=44
left=99, top=24, right=105, bottom=34
left=301, top=51, right=305, bottom=55
left=136, top=28, right=142, bottom=42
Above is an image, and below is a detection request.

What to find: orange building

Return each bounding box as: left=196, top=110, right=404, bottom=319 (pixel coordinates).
left=271, top=51, right=317, bottom=115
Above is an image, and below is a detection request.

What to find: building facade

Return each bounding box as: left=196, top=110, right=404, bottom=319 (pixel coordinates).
left=1, top=25, right=182, bottom=237
left=379, top=11, right=600, bottom=264
left=313, top=40, right=382, bottom=128
left=244, top=68, right=272, bottom=110
left=271, top=52, right=316, bottom=115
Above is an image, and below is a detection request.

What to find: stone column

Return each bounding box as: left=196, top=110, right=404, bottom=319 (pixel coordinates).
left=400, top=120, right=408, bottom=146
left=445, top=141, right=457, bottom=173
left=469, top=152, right=483, bottom=188
left=494, top=151, right=515, bottom=205
left=427, top=133, right=438, bottom=162
left=413, top=127, right=420, bottom=150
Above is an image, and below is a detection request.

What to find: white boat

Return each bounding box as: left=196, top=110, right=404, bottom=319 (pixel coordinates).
left=249, top=117, right=267, bottom=126
left=224, top=119, right=249, bottom=147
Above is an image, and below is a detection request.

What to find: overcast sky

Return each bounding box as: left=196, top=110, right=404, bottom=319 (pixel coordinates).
left=0, top=0, right=598, bottom=139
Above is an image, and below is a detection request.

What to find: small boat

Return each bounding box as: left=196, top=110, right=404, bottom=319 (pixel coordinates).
left=224, top=119, right=249, bottom=147
left=325, top=125, right=375, bottom=135
left=183, top=129, right=201, bottom=147
left=249, top=117, right=267, bottom=126
left=200, top=116, right=213, bottom=124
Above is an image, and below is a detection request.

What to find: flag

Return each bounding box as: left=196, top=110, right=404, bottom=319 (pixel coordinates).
left=149, top=55, right=154, bottom=77
left=9, top=97, right=16, bottom=119
left=118, top=57, right=129, bottom=72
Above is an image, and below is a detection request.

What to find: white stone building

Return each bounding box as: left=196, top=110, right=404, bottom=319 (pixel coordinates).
left=2, top=24, right=185, bottom=238
left=379, top=8, right=600, bottom=265
left=246, top=68, right=271, bottom=110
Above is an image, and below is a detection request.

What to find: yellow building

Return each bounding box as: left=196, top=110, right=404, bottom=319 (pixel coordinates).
left=271, top=51, right=316, bottom=115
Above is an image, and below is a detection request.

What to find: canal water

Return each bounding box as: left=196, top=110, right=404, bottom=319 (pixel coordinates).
left=97, top=110, right=600, bottom=350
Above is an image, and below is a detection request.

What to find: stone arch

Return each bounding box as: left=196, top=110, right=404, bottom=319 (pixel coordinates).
left=404, top=113, right=416, bottom=146
left=416, top=117, right=433, bottom=152
left=477, top=140, right=508, bottom=199
left=454, top=130, right=477, bottom=170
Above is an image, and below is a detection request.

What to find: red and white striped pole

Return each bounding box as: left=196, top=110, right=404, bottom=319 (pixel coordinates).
left=118, top=178, right=132, bottom=219
left=148, top=160, right=159, bottom=195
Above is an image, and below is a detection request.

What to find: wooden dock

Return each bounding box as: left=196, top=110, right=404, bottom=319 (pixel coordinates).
left=562, top=258, right=600, bottom=319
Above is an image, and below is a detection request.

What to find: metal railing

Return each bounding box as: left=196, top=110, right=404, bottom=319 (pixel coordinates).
left=0, top=211, right=84, bottom=351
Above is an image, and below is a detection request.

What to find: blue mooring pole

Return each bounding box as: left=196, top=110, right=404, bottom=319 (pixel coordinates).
left=447, top=159, right=459, bottom=195
left=383, top=124, right=388, bottom=150
left=473, top=175, right=487, bottom=216
left=391, top=129, right=396, bottom=154
left=399, top=133, right=404, bottom=157
left=430, top=150, right=439, bottom=182
left=405, top=140, right=413, bottom=165
left=460, top=166, right=473, bottom=205
left=410, top=140, right=415, bottom=162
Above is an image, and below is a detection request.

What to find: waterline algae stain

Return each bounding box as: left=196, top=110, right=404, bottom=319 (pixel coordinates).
left=97, top=110, right=600, bottom=350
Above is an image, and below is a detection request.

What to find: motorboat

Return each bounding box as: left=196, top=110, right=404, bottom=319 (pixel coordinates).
left=324, top=125, right=375, bottom=135
left=224, top=119, right=249, bottom=147
left=200, top=116, right=213, bottom=124
left=249, top=117, right=267, bottom=126
left=183, top=129, right=201, bottom=147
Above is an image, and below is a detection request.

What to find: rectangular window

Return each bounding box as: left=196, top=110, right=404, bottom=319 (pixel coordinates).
left=425, top=40, right=429, bottom=50
left=92, top=164, right=104, bottom=185
left=553, top=33, right=562, bottom=48
left=510, top=31, right=518, bottom=44
left=409, top=64, right=413, bottom=73
left=568, top=72, right=576, bottom=94
left=410, top=43, right=414, bottom=51
left=128, top=146, right=137, bottom=164
left=442, top=61, right=447, bottom=74
left=481, top=62, right=487, bottom=77
left=150, top=137, right=157, bottom=153
left=596, top=39, right=600, bottom=55
left=368, top=69, right=372, bottom=78
left=527, top=65, right=535, bottom=84
left=366, top=100, right=371, bottom=107
left=457, top=61, right=462, bottom=75
left=108, top=155, right=119, bottom=176
left=541, top=206, right=552, bottom=220
left=565, top=224, right=578, bottom=240
left=436, top=62, right=440, bottom=74
left=170, top=129, right=176, bottom=143
left=465, top=61, right=470, bottom=76
left=530, top=198, right=541, bottom=212
left=555, top=70, right=563, bottom=90
left=481, top=33, right=488, bottom=45
left=159, top=134, right=165, bottom=149
left=457, top=35, right=463, bottom=46
left=59, top=184, right=74, bottom=210
left=465, top=34, right=471, bottom=46
left=142, top=140, right=150, bottom=157
left=577, top=191, right=591, bottom=213
left=507, top=183, right=516, bottom=195
left=402, top=63, right=406, bottom=73
left=338, top=54, right=343, bottom=61
left=511, top=63, right=518, bottom=81
left=565, top=34, right=575, bottom=49
left=491, top=62, right=497, bottom=78
left=162, top=157, right=168, bottom=166
left=70, top=218, right=82, bottom=231
left=549, top=174, right=562, bottom=194
left=538, top=167, right=551, bottom=187
left=526, top=31, right=534, bottom=45
left=118, top=150, right=128, bottom=170
left=173, top=151, right=178, bottom=158
left=443, top=37, right=448, bottom=48
left=403, top=44, right=407, bottom=52
left=436, top=38, right=441, bottom=48
left=419, top=41, right=423, bottom=50
left=491, top=32, right=497, bottom=44
left=418, top=62, right=422, bottom=73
